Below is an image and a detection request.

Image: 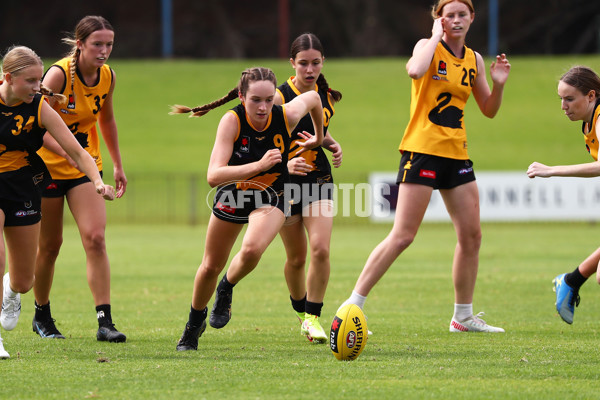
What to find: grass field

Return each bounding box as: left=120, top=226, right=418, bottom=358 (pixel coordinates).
left=3, top=222, right=600, bottom=399
left=2, top=56, right=600, bottom=398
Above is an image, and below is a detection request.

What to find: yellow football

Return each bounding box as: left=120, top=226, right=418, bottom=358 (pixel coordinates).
left=330, top=304, right=368, bottom=361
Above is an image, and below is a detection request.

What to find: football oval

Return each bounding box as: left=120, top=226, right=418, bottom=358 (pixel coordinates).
left=330, top=304, right=368, bottom=361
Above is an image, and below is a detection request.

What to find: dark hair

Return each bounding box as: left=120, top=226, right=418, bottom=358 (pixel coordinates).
left=170, top=67, right=277, bottom=117
left=560, top=66, right=600, bottom=99
left=289, top=33, right=342, bottom=102
left=63, top=16, right=114, bottom=101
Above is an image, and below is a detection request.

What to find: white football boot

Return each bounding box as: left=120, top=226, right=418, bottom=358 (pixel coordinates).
left=449, top=312, right=504, bottom=333
left=0, top=333, right=9, bottom=359
left=1, top=273, right=21, bottom=331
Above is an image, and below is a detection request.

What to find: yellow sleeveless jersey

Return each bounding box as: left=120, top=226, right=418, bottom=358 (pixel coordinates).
left=400, top=41, right=477, bottom=160
left=38, top=57, right=113, bottom=179
left=582, top=101, right=600, bottom=161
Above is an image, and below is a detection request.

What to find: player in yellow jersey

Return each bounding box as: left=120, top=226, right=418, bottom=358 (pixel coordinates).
left=339, top=0, right=511, bottom=333
left=528, top=66, right=600, bottom=325
left=0, top=46, right=114, bottom=358
left=32, top=16, right=127, bottom=342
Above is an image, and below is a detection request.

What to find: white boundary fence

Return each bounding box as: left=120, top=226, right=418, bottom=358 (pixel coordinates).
left=369, top=171, right=600, bottom=222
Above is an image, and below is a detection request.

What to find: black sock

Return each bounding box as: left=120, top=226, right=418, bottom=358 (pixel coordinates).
left=565, top=266, right=588, bottom=290
left=189, top=306, right=208, bottom=327
left=96, top=304, right=112, bottom=327
left=34, top=300, right=52, bottom=322
left=305, top=301, right=324, bottom=317
left=218, top=274, right=235, bottom=291
left=290, top=294, right=307, bottom=314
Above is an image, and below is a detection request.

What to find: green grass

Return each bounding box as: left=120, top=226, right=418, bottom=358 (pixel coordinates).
left=3, top=222, right=600, bottom=399
left=93, top=55, right=600, bottom=224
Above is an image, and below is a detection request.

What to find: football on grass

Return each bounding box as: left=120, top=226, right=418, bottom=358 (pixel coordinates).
left=330, top=304, right=368, bottom=361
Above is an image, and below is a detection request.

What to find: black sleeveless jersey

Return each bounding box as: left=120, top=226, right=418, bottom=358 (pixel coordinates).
left=0, top=93, right=50, bottom=201
left=226, top=103, right=291, bottom=194
left=277, top=78, right=335, bottom=181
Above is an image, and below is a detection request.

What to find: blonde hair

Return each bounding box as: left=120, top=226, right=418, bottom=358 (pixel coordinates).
left=170, top=67, right=277, bottom=117
left=1, top=46, right=66, bottom=103
left=431, top=0, right=474, bottom=18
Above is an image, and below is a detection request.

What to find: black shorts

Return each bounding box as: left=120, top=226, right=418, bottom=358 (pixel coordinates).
left=397, top=152, right=475, bottom=190
left=0, top=196, right=42, bottom=226
left=287, top=173, right=334, bottom=216
left=212, top=184, right=288, bottom=224
left=41, top=172, right=102, bottom=198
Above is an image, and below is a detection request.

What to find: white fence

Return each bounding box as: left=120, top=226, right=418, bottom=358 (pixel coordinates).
left=369, top=171, right=600, bottom=222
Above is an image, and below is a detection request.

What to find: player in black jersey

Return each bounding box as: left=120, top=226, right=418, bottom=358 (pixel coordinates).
left=171, top=67, right=324, bottom=351
left=0, top=46, right=114, bottom=358
left=275, top=33, right=342, bottom=343
left=528, top=66, right=600, bottom=325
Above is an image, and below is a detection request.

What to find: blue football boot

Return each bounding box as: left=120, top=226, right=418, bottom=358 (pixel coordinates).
left=553, top=273, right=580, bottom=324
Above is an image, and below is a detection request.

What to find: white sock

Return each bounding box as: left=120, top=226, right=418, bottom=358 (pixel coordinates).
left=339, top=290, right=367, bottom=311
left=453, top=303, right=473, bottom=322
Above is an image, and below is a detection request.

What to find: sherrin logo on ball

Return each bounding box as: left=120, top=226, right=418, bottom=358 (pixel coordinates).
left=330, top=303, right=368, bottom=361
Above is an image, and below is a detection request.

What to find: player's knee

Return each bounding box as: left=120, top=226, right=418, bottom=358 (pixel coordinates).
left=310, top=244, right=330, bottom=264
left=81, top=230, right=106, bottom=254
left=39, top=236, right=63, bottom=259
left=388, top=233, right=415, bottom=254
left=286, top=254, right=306, bottom=270
left=238, top=244, right=264, bottom=265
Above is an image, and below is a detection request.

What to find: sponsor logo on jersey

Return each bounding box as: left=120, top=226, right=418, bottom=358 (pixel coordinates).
left=67, top=93, right=75, bottom=109
left=438, top=60, right=447, bottom=75
left=240, top=136, right=250, bottom=153
left=15, top=210, right=38, bottom=217
left=216, top=201, right=236, bottom=214
left=419, top=169, right=436, bottom=179
left=59, top=109, right=77, bottom=115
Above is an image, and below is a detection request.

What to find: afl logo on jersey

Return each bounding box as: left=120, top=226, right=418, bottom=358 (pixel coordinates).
left=438, top=61, right=447, bottom=75
left=240, top=136, right=250, bottom=153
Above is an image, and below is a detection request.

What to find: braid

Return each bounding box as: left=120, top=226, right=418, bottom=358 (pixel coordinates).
left=170, top=88, right=238, bottom=118
left=317, top=73, right=342, bottom=102
left=39, top=84, right=67, bottom=104
left=68, top=49, right=78, bottom=101
left=171, top=67, right=276, bottom=118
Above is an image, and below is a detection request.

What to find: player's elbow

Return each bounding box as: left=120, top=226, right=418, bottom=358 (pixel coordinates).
left=406, top=63, right=425, bottom=80
left=206, top=172, right=220, bottom=188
